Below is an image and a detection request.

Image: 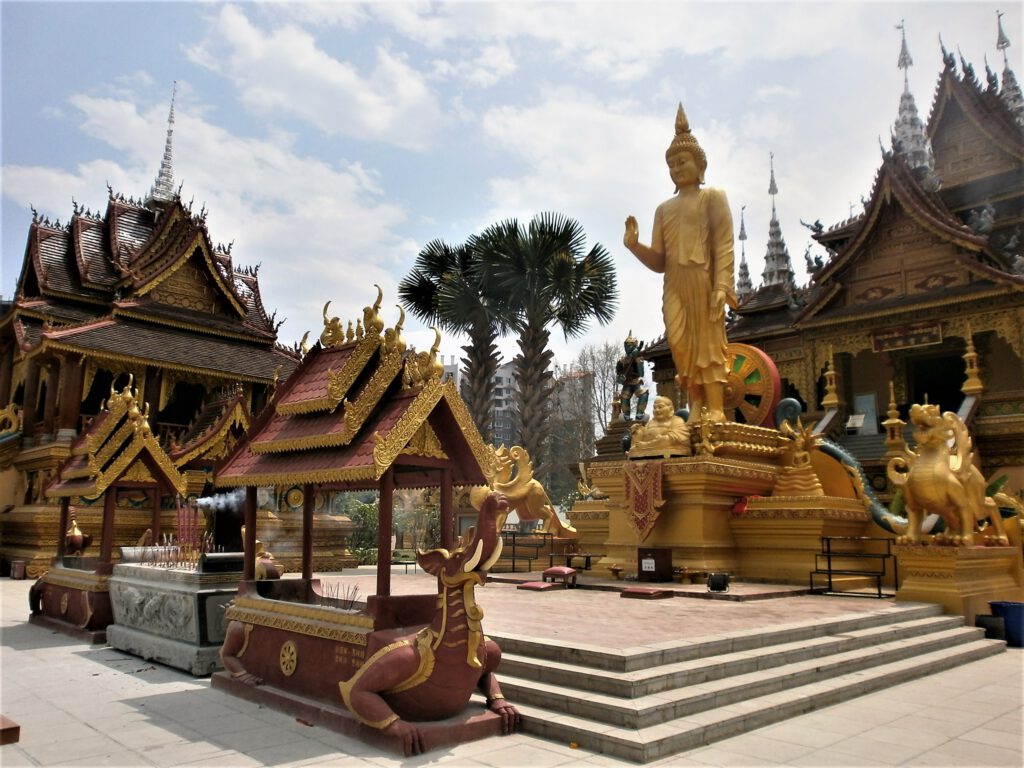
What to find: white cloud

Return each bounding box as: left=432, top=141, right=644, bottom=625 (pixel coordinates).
left=185, top=4, right=447, bottom=151
left=753, top=84, right=800, bottom=102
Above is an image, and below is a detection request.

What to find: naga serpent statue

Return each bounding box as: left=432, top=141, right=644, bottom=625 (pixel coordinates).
left=338, top=491, right=520, bottom=755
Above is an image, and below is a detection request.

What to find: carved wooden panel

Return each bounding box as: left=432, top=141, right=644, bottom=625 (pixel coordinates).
left=150, top=260, right=227, bottom=315
left=932, top=100, right=1020, bottom=188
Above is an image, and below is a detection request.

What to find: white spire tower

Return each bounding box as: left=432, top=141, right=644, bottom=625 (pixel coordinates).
left=736, top=205, right=753, bottom=301
left=997, top=10, right=1024, bottom=126
left=761, top=153, right=796, bottom=292
left=147, top=82, right=177, bottom=207
left=892, top=21, right=937, bottom=177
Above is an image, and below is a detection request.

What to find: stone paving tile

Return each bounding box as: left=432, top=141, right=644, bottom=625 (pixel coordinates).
left=957, top=726, right=1024, bottom=752
left=747, top=720, right=849, bottom=750
left=18, top=733, right=130, bottom=766
left=469, top=741, right=584, bottom=768
left=905, top=739, right=1024, bottom=767
left=682, top=744, right=785, bottom=766
left=825, top=734, right=930, bottom=765
left=142, top=739, right=242, bottom=767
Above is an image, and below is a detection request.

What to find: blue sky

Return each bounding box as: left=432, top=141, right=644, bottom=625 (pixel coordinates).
left=2, top=1, right=1020, bottom=368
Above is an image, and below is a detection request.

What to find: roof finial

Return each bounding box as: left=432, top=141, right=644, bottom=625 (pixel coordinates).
left=768, top=151, right=778, bottom=215
left=896, top=19, right=912, bottom=88
left=147, top=81, right=177, bottom=207
left=996, top=10, right=1011, bottom=65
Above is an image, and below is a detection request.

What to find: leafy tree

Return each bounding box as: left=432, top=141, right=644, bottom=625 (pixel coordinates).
left=475, top=213, right=618, bottom=478
left=346, top=499, right=380, bottom=565
left=399, top=239, right=511, bottom=443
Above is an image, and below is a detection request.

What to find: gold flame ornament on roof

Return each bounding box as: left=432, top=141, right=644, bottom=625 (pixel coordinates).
left=320, top=285, right=385, bottom=349
left=403, top=326, right=444, bottom=390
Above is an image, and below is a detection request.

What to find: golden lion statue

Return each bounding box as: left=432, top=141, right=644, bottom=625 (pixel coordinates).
left=471, top=446, right=578, bottom=538
left=887, top=404, right=1008, bottom=546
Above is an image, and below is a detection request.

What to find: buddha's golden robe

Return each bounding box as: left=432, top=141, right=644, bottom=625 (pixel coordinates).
left=651, top=187, right=736, bottom=385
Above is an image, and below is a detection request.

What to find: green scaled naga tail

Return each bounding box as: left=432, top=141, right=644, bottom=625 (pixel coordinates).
left=818, top=438, right=911, bottom=535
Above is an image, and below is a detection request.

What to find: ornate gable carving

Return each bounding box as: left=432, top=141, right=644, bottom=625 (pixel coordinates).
left=149, top=258, right=232, bottom=315
left=931, top=90, right=1022, bottom=189
left=839, top=206, right=969, bottom=310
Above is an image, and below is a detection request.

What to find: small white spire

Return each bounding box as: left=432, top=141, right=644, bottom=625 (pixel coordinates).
left=736, top=205, right=752, bottom=301
left=761, top=155, right=796, bottom=292
left=996, top=11, right=1024, bottom=125
left=891, top=23, right=937, bottom=180
left=147, top=82, right=177, bottom=206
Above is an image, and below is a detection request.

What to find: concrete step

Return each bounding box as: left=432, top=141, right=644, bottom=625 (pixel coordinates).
left=498, top=623, right=983, bottom=728
left=490, top=602, right=945, bottom=673
left=512, top=638, right=1005, bottom=763
left=499, top=618, right=970, bottom=708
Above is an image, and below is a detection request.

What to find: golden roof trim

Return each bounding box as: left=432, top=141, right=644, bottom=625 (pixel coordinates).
left=215, top=463, right=378, bottom=488
left=231, top=594, right=374, bottom=629
left=798, top=285, right=1014, bottom=330
left=43, top=568, right=111, bottom=592
left=440, top=378, right=497, bottom=477
left=372, top=380, right=445, bottom=478
left=173, top=400, right=250, bottom=467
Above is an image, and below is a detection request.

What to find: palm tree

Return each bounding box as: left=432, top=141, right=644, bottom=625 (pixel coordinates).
left=474, top=212, right=618, bottom=477
left=398, top=239, right=509, bottom=443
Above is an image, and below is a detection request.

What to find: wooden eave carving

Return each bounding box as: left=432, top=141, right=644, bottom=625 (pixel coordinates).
left=801, top=159, right=990, bottom=327
left=171, top=398, right=250, bottom=467
left=928, top=67, right=1024, bottom=160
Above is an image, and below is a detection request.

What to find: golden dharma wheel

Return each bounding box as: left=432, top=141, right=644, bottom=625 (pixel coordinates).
left=722, top=343, right=781, bottom=427
left=279, top=640, right=298, bottom=676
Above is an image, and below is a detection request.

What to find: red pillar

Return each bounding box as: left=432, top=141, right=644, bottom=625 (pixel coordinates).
left=150, top=488, right=161, bottom=544
left=100, top=487, right=117, bottom=564
left=243, top=486, right=257, bottom=581
left=57, top=356, right=85, bottom=437
left=440, top=468, right=453, bottom=550
left=56, top=497, right=70, bottom=559
left=20, top=359, right=40, bottom=440
left=0, top=344, right=13, bottom=405
left=377, top=468, right=394, bottom=597
left=41, top=363, right=59, bottom=437
left=301, top=484, right=314, bottom=582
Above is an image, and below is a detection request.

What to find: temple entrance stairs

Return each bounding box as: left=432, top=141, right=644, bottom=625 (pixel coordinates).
left=486, top=602, right=1005, bottom=763
left=490, top=531, right=555, bottom=573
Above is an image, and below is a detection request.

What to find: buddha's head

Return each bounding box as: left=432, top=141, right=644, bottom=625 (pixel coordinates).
left=665, top=103, right=706, bottom=188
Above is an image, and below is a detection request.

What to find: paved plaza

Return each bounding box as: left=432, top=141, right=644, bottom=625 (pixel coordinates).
left=1, top=570, right=1021, bottom=767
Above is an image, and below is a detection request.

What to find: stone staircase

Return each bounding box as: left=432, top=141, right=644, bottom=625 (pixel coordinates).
left=487, top=602, right=1005, bottom=763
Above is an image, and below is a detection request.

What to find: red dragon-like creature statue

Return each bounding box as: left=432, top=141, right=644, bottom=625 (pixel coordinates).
left=338, top=491, right=520, bottom=755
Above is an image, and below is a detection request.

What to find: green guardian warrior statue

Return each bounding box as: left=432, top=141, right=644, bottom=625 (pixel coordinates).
left=616, top=331, right=649, bottom=422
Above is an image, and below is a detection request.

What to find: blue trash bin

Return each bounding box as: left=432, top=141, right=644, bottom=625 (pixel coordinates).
left=989, top=601, right=1024, bottom=648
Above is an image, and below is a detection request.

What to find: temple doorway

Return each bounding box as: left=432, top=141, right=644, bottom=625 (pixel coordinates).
left=908, top=353, right=966, bottom=413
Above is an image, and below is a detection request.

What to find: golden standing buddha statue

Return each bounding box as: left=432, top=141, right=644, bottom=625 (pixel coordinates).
left=624, top=104, right=737, bottom=422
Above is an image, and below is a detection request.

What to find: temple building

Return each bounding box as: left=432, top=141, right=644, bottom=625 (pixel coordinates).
left=653, top=20, right=1024, bottom=492
left=0, top=90, right=309, bottom=577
